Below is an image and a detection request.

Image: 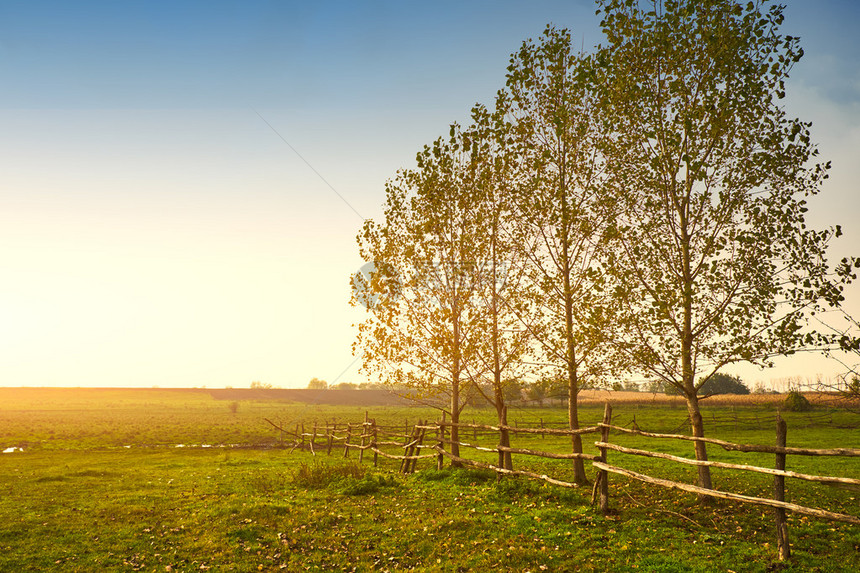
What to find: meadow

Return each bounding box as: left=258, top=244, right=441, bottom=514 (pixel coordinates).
left=1, top=387, right=858, bottom=572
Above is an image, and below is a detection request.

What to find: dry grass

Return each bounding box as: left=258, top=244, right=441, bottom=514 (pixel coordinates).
left=576, top=389, right=848, bottom=408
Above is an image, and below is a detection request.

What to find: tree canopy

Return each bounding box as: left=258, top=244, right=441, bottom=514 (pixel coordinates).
left=595, top=0, right=856, bottom=492
left=353, top=0, right=857, bottom=487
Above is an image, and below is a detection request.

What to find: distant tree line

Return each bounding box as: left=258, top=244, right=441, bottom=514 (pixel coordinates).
left=306, top=378, right=388, bottom=391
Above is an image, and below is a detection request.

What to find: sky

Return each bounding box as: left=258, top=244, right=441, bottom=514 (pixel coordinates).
left=1, top=0, right=858, bottom=390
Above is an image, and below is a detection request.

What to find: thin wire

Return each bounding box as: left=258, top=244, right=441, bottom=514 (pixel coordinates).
left=252, top=109, right=367, bottom=416
left=254, top=109, right=365, bottom=221
left=330, top=355, right=362, bottom=387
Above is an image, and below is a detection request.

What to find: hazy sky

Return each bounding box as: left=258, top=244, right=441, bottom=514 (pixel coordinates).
left=1, top=0, right=858, bottom=389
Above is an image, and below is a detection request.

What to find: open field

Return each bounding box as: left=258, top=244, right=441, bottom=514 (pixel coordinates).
left=1, top=388, right=859, bottom=571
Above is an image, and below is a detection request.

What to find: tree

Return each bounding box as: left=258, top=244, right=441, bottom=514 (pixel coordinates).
left=357, top=98, right=542, bottom=470
left=457, top=104, right=535, bottom=471
left=841, top=376, right=860, bottom=407
left=358, top=382, right=384, bottom=390
left=596, top=0, right=855, bottom=495
left=307, top=378, right=327, bottom=390
left=354, top=125, right=490, bottom=464
left=699, top=373, right=749, bottom=396
left=812, top=309, right=860, bottom=411
left=647, top=379, right=668, bottom=394
left=622, top=381, right=641, bottom=392
left=525, top=379, right=548, bottom=406
left=502, top=26, right=615, bottom=484
left=250, top=381, right=274, bottom=390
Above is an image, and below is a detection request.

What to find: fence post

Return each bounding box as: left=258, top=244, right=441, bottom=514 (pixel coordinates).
left=343, top=424, right=350, bottom=458
left=410, top=420, right=426, bottom=474
left=774, top=416, right=791, bottom=560
left=371, top=418, right=378, bottom=467
left=359, top=412, right=368, bottom=464
left=326, top=422, right=333, bottom=455
left=437, top=412, right=446, bottom=470
left=310, top=422, right=317, bottom=456
left=400, top=421, right=411, bottom=474
left=599, top=402, right=612, bottom=515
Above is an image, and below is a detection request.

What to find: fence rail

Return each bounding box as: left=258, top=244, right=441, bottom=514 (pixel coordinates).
left=591, top=461, right=860, bottom=525
left=595, top=441, right=860, bottom=486
left=272, top=406, right=859, bottom=561
left=604, top=424, right=860, bottom=456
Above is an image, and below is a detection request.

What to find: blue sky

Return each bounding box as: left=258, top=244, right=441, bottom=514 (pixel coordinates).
left=0, top=0, right=600, bottom=110
left=1, top=1, right=858, bottom=388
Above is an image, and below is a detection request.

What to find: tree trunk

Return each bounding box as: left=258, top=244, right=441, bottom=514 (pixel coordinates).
left=497, top=403, right=512, bottom=470
left=564, top=296, right=588, bottom=484
left=559, top=153, right=588, bottom=486
left=685, top=391, right=713, bottom=500
left=490, top=246, right=511, bottom=471
left=450, top=289, right=462, bottom=467
left=681, top=210, right=711, bottom=499
left=683, top=305, right=713, bottom=499
left=450, top=371, right=461, bottom=466
left=568, top=373, right=588, bottom=485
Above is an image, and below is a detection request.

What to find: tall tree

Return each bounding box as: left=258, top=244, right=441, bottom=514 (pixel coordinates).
left=463, top=104, right=535, bottom=471
left=355, top=111, right=537, bottom=468
left=503, top=26, right=615, bottom=485
left=354, top=126, right=488, bottom=463
left=595, top=0, right=856, bottom=493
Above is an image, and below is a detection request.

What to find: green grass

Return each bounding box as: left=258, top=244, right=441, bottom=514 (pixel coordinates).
left=1, top=388, right=858, bottom=571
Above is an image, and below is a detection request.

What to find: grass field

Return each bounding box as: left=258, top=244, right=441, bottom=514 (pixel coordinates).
left=1, top=388, right=858, bottom=571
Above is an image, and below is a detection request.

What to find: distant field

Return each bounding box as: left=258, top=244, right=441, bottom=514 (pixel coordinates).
left=0, top=387, right=427, bottom=451
left=581, top=389, right=776, bottom=405
left=1, top=387, right=858, bottom=571
left=1, top=386, right=855, bottom=452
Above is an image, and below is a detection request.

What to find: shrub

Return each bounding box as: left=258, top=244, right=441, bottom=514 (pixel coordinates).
left=449, top=468, right=497, bottom=485
left=336, top=474, right=398, bottom=496
left=783, top=390, right=813, bottom=412
left=412, top=467, right=496, bottom=486
left=291, top=461, right=364, bottom=489
left=494, top=477, right=542, bottom=500
left=413, top=469, right=452, bottom=482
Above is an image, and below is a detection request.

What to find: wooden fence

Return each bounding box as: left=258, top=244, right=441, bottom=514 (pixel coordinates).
left=592, top=404, right=860, bottom=560
left=266, top=405, right=859, bottom=560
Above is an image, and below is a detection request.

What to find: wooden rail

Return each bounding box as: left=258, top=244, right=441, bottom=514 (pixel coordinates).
left=592, top=462, right=860, bottom=525
left=594, top=442, right=860, bottom=486
left=603, top=424, right=860, bottom=456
